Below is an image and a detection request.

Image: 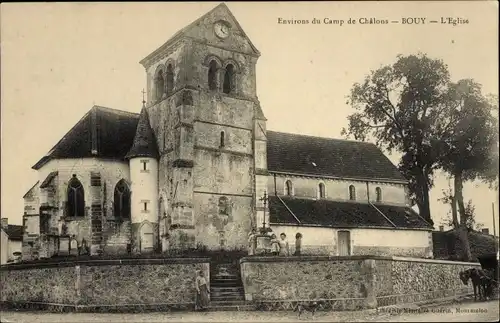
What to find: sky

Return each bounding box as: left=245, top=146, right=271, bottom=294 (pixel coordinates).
left=1, top=2, right=499, bottom=233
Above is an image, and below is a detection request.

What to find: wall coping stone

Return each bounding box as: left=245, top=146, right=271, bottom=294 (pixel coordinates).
left=390, top=256, right=480, bottom=266
left=240, top=255, right=481, bottom=266
left=0, top=257, right=210, bottom=271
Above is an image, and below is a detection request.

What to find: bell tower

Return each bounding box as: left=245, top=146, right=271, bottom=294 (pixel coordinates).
left=139, top=3, right=266, bottom=250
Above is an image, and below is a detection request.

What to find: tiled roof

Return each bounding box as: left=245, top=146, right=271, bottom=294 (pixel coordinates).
left=32, top=106, right=140, bottom=170
left=125, top=107, right=159, bottom=160
left=269, top=196, right=431, bottom=229
left=266, top=131, right=406, bottom=182
left=3, top=225, right=23, bottom=241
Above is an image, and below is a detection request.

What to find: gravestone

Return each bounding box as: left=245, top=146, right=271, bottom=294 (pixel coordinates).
left=59, top=236, right=70, bottom=256
left=70, top=238, right=79, bottom=256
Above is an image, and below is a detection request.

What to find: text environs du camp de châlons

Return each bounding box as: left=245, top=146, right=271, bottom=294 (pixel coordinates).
left=277, top=17, right=389, bottom=25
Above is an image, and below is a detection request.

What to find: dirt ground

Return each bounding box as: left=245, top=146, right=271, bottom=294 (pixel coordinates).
left=1, top=299, right=498, bottom=322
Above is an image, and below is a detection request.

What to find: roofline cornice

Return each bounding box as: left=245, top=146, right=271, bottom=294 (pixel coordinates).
left=269, top=222, right=432, bottom=231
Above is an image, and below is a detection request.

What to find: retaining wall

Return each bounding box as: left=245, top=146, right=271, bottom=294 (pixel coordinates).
left=0, top=257, right=210, bottom=310
left=240, top=255, right=480, bottom=310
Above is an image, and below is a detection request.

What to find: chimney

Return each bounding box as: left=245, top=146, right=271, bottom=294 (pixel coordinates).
left=481, top=228, right=489, bottom=235
left=439, top=225, right=444, bottom=232
left=1, top=218, right=8, bottom=229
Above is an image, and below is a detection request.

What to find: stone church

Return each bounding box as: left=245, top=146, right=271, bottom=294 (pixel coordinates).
left=22, top=3, right=434, bottom=259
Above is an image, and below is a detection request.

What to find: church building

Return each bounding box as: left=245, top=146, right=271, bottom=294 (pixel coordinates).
left=21, top=3, right=434, bottom=259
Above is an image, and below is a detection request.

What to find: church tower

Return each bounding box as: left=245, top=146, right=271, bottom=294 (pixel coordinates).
left=125, top=106, right=160, bottom=253
left=139, top=3, right=267, bottom=250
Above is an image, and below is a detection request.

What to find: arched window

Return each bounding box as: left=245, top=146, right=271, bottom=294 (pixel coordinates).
left=155, top=69, right=165, bottom=101
left=349, top=185, right=356, bottom=201
left=67, top=175, right=85, bottom=217
left=319, top=182, right=325, bottom=199
left=285, top=180, right=293, bottom=196
left=208, top=60, right=218, bottom=91
left=375, top=187, right=382, bottom=203
left=114, top=179, right=131, bottom=219
left=220, top=131, right=225, bottom=148
left=166, top=64, right=174, bottom=95
left=223, top=64, right=235, bottom=94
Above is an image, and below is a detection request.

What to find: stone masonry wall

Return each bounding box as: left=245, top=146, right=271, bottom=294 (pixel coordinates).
left=240, top=256, right=374, bottom=310
left=240, top=256, right=480, bottom=310
left=374, top=257, right=480, bottom=306
left=0, top=258, right=210, bottom=308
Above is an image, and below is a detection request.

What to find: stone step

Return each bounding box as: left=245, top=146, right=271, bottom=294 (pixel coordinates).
left=211, top=288, right=244, bottom=294
left=210, top=295, right=246, bottom=302
left=211, top=281, right=243, bottom=288
left=211, top=292, right=245, bottom=298
left=207, top=304, right=254, bottom=311
left=212, top=275, right=241, bottom=280
left=210, top=300, right=248, bottom=306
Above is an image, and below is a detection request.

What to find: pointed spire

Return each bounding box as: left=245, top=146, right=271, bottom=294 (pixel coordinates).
left=125, top=106, right=159, bottom=160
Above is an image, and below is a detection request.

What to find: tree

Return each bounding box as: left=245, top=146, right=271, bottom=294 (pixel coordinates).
left=439, top=186, right=483, bottom=231
left=342, top=53, right=451, bottom=224
left=435, top=79, right=499, bottom=261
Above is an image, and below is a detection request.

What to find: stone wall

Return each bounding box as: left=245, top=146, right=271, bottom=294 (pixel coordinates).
left=1, top=258, right=210, bottom=309
left=270, top=174, right=407, bottom=206
left=27, top=158, right=133, bottom=257
left=240, top=256, right=480, bottom=310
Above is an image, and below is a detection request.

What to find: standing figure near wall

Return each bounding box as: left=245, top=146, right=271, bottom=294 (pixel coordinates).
left=279, top=233, right=290, bottom=256
left=195, top=270, right=210, bottom=311
left=270, top=234, right=280, bottom=256
left=294, top=232, right=302, bottom=256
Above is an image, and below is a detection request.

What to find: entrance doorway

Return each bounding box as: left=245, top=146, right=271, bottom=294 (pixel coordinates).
left=140, top=221, right=154, bottom=252
left=337, top=230, right=351, bottom=256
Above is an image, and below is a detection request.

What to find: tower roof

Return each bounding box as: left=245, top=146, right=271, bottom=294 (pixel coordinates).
left=139, top=3, right=260, bottom=68
left=125, top=107, right=159, bottom=160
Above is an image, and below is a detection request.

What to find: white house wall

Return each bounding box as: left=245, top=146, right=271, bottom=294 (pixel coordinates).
left=270, top=225, right=432, bottom=258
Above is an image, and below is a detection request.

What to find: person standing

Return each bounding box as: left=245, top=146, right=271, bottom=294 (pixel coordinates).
left=279, top=233, right=290, bottom=256
left=270, top=234, right=280, bottom=256
left=294, top=232, right=303, bottom=256
left=195, top=270, right=210, bottom=311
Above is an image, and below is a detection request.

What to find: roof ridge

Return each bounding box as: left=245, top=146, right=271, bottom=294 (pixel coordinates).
left=93, top=105, right=140, bottom=116
left=267, top=130, right=376, bottom=145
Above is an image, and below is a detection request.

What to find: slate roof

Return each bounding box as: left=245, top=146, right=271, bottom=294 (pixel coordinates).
left=268, top=196, right=432, bottom=229
left=32, top=106, right=139, bottom=170
left=266, top=131, right=406, bottom=182
left=3, top=225, right=23, bottom=241
left=125, top=107, right=160, bottom=160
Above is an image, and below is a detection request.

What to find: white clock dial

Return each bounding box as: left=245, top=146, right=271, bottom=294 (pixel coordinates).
left=214, top=22, right=230, bottom=39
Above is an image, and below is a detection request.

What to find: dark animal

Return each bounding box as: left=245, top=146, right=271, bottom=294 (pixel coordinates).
left=294, top=301, right=321, bottom=319
left=459, top=268, right=495, bottom=301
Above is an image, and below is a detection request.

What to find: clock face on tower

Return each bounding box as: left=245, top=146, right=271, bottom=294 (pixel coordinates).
left=214, top=21, right=230, bottom=39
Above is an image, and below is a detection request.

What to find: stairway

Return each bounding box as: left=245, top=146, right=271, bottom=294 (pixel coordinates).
left=209, top=261, right=253, bottom=311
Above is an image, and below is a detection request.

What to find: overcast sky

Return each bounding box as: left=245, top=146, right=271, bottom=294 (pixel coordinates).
left=1, top=2, right=498, bottom=233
